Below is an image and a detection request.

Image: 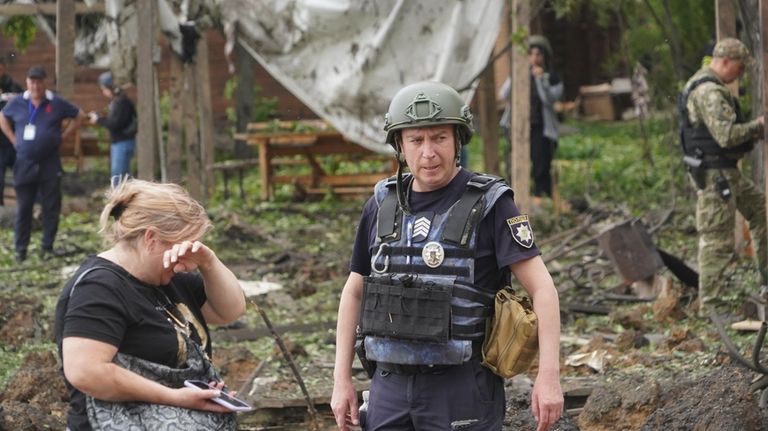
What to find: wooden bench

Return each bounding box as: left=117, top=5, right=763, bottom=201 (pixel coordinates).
left=233, top=120, right=396, bottom=200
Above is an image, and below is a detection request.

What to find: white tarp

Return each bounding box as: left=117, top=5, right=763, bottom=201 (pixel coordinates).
left=215, top=0, right=505, bottom=152
left=49, top=0, right=505, bottom=153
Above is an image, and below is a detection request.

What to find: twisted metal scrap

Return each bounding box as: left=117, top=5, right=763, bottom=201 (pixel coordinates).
left=711, top=313, right=768, bottom=407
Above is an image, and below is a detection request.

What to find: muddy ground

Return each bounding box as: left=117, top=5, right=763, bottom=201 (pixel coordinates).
left=2, top=173, right=768, bottom=430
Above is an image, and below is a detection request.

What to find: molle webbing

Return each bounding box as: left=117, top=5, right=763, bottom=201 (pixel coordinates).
left=376, top=173, right=505, bottom=245
left=679, top=76, right=754, bottom=158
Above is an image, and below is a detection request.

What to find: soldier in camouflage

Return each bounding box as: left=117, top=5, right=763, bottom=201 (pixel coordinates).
left=679, top=37, right=766, bottom=317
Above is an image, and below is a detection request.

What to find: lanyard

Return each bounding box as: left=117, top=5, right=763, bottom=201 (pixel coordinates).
left=27, top=100, right=42, bottom=125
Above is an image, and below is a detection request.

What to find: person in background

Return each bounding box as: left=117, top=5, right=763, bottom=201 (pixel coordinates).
left=679, top=38, right=766, bottom=318
left=89, top=71, right=137, bottom=187
left=54, top=179, right=246, bottom=431
left=0, top=57, right=22, bottom=206
left=499, top=35, right=564, bottom=198
left=0, top=66, right=87, bottom=262
left=331, top=81, right=563, bottom=431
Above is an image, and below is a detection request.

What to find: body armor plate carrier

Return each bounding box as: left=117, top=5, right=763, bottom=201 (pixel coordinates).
left=678, top=76, right=754, bottom=170
left=360, top=173, right=511, bottom=365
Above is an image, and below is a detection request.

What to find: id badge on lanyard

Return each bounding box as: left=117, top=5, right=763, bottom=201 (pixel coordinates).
left=23, top=124, right=36, bottom=141
left=24, top=101, right=41, bottom=141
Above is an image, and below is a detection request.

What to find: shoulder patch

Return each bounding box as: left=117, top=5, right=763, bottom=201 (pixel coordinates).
left=507, top=215, right=534, bottom=248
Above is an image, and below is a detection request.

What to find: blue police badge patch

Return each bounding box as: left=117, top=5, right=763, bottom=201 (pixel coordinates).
left=507, top=215, right=534, bottom=248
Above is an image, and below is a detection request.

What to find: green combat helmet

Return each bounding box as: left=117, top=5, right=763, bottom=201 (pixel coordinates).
left=383, top=81, right=474, bottom=153
left=383, top=81, right=474, bottom=212
left=528, top=35, right=552, bottom=57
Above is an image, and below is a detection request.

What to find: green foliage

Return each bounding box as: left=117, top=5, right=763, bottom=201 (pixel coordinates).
left=550, top=0, right=715, bottom=108
left=2, top=17, right=37, bottom=52
left=555, top=116, right=688, bottom=213
left=223, top=77, right=279, bottom=134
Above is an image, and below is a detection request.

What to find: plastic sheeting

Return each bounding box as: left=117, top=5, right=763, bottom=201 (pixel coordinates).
left=96, top=0, right=506, bottom=153
left=215, top=0, right=505, bottom=153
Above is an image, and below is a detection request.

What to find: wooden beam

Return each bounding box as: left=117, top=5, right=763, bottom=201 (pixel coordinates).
left=718, top=0, right=751, bottom=257
left=0, top=2, right=105, bottom=16
left=235, top=42, right=256, bottom=158
left=167, top=54, right=184, bottom=183
left=55, top=0, right=75, bottom=98
left=510, top=0, right=530, bottom=214
left=183, top=63, right=203, bottom=200
left=136, top=0, right=157, bottom=180
left=762, top=0, right=768, bottom=271
left=716, top=0, right=737, bottom=40
left=195, top=33, right=215, bottom=202
left=477, top=62, right=500, bottom=176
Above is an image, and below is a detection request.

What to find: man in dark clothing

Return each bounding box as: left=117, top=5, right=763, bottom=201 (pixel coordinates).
left=88, top=72, right=137, bottom=186
left=0, top=58, right=22, bottom=205
left=0, top=66, right=86, bottom=262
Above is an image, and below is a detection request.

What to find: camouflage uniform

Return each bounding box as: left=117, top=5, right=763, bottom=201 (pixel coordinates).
left=683, top=38, right=765, bottom=315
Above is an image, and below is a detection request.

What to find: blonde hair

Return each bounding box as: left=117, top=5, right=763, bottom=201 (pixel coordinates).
left=99, top=179, right=212, bottom=247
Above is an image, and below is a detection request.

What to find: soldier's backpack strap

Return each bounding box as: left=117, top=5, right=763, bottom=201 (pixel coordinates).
left=442, top=173, right=512, bottom=246
left=375, top=175, right=409, bottom=242
left=679, top=77, right=720, bottom=118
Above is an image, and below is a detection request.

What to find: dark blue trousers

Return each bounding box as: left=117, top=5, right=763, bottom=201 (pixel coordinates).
left=366, top=358, right=504, bottom=431
left=14, top=174, right=61, bottom=253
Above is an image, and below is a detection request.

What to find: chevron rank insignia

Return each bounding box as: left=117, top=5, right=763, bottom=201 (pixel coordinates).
left=507, top=215, right=534, bottom=248
left=412, top=214, right=433, bottom=242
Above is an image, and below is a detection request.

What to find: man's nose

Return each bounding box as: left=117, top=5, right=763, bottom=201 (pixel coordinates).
left=421, top=140, right=437, bottom=157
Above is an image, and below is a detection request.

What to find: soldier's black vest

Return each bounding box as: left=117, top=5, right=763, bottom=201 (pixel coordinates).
left=359, top=173, right=510, bottom=365
left=678, top=76, right=753, bottom=167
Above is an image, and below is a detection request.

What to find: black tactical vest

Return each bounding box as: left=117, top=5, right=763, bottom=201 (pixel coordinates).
left=359, top=173, right=511, bottom=365
left=678, top=76, right=753, bottom=165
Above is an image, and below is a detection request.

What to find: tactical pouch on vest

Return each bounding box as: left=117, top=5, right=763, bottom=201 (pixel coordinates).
left=360, top=276, right=452, bottom=343
left=481, top=286, right=539, bottom=378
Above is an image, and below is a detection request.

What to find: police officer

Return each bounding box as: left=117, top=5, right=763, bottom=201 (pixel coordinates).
left=0, top=66, right=86, bottom=262
left=331, top=81, right=563, bottom=430
left=679, top=38, right=766, bottom=317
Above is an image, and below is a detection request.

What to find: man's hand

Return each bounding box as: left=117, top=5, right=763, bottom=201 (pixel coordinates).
left=758, top=115, right=764, bottom=126
left=531, top=370, right=564, bottom=431
left=532, top=66, right=545, bottom=77
left=330, top=378, right=359, bottom=430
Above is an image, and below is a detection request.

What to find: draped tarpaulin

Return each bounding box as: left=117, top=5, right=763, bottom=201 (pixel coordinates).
left=96, top=0, right=506, bottom=153
left=215, top=0, right=505, bottom=153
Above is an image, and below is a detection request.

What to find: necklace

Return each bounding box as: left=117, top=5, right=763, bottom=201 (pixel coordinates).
left=155, top=290, right=191, bottom=337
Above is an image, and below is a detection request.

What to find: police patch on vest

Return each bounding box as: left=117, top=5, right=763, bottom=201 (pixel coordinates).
left=507, top=215, right=534, bottom=248
left=422, top=241, right=445, bottom=268
left=412, top=215, right=433, bottom=242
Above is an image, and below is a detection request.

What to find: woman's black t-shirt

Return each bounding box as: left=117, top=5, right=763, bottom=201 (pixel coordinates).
left=54, top=255, right=209, bottom=431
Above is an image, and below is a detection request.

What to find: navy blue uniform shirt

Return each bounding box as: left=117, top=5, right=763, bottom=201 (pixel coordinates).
left=2, top=90, right=80, bottom=180
left=350, top=168, right=541, bottom=293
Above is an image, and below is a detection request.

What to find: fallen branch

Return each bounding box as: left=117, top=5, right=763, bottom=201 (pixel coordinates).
left=249, top=298, right=321, bottom=430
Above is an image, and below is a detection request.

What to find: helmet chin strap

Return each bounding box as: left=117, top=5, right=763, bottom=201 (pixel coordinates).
left=395, top=151, right=412, bottom=214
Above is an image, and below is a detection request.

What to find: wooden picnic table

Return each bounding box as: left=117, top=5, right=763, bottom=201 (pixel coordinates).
left=232, top=120, right=396, bottom=200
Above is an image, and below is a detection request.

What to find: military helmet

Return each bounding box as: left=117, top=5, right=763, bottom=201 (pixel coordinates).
left=383, top=81, right=474, bottom=149
left=528, top=35, right=553, bottom=57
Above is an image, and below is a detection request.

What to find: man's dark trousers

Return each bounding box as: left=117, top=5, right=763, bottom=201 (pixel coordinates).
left=365, top=358, right=504, bottom=430
left=14, top=174, right=61, bottom=254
